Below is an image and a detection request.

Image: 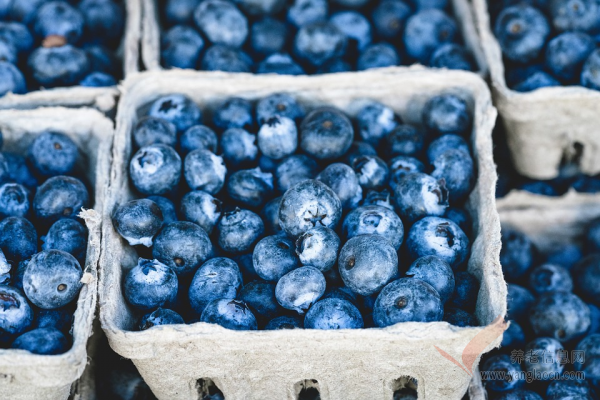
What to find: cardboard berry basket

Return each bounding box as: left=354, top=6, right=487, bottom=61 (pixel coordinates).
left=140, top=0, right=488, bottom=76
left=0, top=0, right=142, bottom=113
left=99, top=67, right=505, bottom=400
left=0, top=107, right=113, bottom=400
left=472, top=0, right=600, bottom=180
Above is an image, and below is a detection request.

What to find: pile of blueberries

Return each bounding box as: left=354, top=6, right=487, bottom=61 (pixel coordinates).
left=111, top=91, right=481, bottom=332
left=0, top=0, right=125, bottom=97
left=160, top=0, right=476, bottom=74
left=0, top=131, right=91, bottom=354
left=492, top=0, right=600, bottom=92
left=481, top=224, right=600, bottom=399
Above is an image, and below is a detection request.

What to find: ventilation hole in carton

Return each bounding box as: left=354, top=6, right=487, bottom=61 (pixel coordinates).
left=196, top=378, right=224, bottom=400
left=560, top=141, right=584, bottom=173
left=294, top=379, right=321, bottom=400
left=391, top=376, right=418, bottom=399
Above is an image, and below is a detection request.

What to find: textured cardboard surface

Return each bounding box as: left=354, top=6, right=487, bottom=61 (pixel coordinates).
left=141, top=0, right=488, bottom=77
left=99, top=68, right=505, bottom=400
left=0, top=108, right=113, bottom=400
left=0, top=0, right=142, bottom=113
left=472, top=0, right=600, bottom=180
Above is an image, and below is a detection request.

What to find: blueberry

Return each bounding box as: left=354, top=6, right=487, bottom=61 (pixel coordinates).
left=574, top=334, right=600, bottom=372
left=506, top=283, right=535, bottom=323
left=388, top=156, right=425, bottom=185
left=257, top=116, right=298, bottom=160
left=431, top=149, right=475, bottom=202
left=0, top=61, right=25, bottom=96
left=253, top=235, right=299, bottom=281
left=265, top=315, right=303, bottom=330
left=429, top=43, right=474, bottom=71
left=549, top=0, right=600, bottom=33
left=501, top=228, right=534, bottom=280
left=545, top=32, right=595, bottom=84
left=330, top=11, right=372, bottom=51
left=194, top=0, right=248, bottom=48
left=356, top=100, right=399, bottom=146
left=275, top=266, right=325, bottom=314
left=130, top=144, right=181, bottom=195
left=530, top=292, right=590, bottom=342
left=200, top=44, right=252, bottom=72
left=220, top=128, right=258, bottom=169
left=317, top=58, right=351, bottom=73
left=239, top=281, right=281, bottom=323
left=494, top=5, right=550, bottom=63
left=261, top=196, right=282, bottom=234
left=381, top=125, right=425, bottom=160
left=393, top=172, right=449, bottom=223
left=78, top=0, right=125, bottom=45
left=11, top=328, right=69, bottom=355
left=406, top=256, right=454, bottom=303
left=33, top=176, right=90, bottom=224
left=410, top=0, right=449, bottom=9
left=165, top=0, right=202, bottom=25
left=422, top=94, right=472, bottom=137
left=316, top=163, right=361, bottom=210
left=278, top=179, right=342, bottom=238
left=214, top=97, right=254, bottom=131
left=180, top=125, right=218, bottom=155
left=545, top=243, right=582, bottom=268
left=523, top=337, right=564, bottom=378
left=180, top=191, right=221, bottom=234
left=588, top=303, right=600, bottom=334
left=0, top=285, right=33, bottom=342
left=529, top=263, right=573, bottom=295
left=275, top=154, right=318, bottom=193
left=0, top=183, right=29, bottom=218
left=189, top=257, right=243, bottom=315
left=184, top=149, right=227, bottom=194
left=153, top=221, right=213, bottom=276
left=546, top=379, right=595, bottom=400
left=148, top=94, right=201, bottom=133
left=338, top=234, right=398, bottom=296
left=427, top=134, right=470, bottom=163
left=573, top=254, right=600, bottom=306
left=407, top=217, right=469, bottom=269
left=200, top=299, right=257, bottom=330
left=346, top=141, right=377, bottom=165
left=79, top=72, right=116, bottom=87
left=235, top=0, right=286, bottom=16
left=139, top=308, right=184, bottom=330
left=295, top=226, right=339, bottom=272
left=449, top=271, right=479, bottom=312
left=28, top=131, right=78, bottom=177
left=304, top=298, right=363, bottom=329
left=123, top=258, right=178, bottom=311
left=294, top=22, right=347, bottom=68
left=251, top=18, right=288, bottom=56
left=34, top=306, right=73, bottom=333
left=133, top=117, right=177, bottom=149
left=371, top=0, right=411, bottom=40
left=357, top=42, right=400, bottom=70
left=147, top=195, right=178, bottom=224
left=343, top=205, right=404, bottom=250
left=0, top=22, right=33, bottom=54
left=501, top=320, right=526, bottom=349
left=404, top=9, right=457, bottom=64
left=112, top=199, right=163, bottom=247
left=28, top=45, right=90, bottom=88
left=34, top=2, right=84, bottom=44
left=443, top=207, right=471, bottom=235
left=481, top=354, right=523, bottom=392
left=581, top=49, right=600, bottom=90
left=0, top=250, right=9, bottom=282
left=217, top=208, right=264, bottom=254
left=84, top=44, right=119, bottom=75
left=0, top=217, right=37, bottom=262
left=0, top=37, right=17, bottom=64
left=362, top=189, right=394, bottom=210
left=301, top=108, right=353, bottom=159
left=287, top=0, right=328, bottom=28
left=373, top=278, right=443, bottom=327
left=256, top=53, right=305, bottom=75
left=227, top=168, right=273, bottom=208
left=42, top=219, right=88, bottom=263
left=23, top=250, right=83, bottom=309
left=443, top=307, right=477, bottom=327
left=352, top=155, right=389, bottom=191
left=256, top=93, right=305, bottom=125
left=9, top=260, right=28, bottom=293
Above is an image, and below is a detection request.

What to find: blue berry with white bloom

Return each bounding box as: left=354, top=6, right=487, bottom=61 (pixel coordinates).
left=275, top=266, right=326, bottom=314
left=123, top=258, right=178, bottom=311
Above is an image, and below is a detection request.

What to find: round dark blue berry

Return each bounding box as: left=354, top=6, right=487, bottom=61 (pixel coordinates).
left=130, top=144, right=182, bottom=195
left=123, top=258, right=178, bottom=311
left=189, top=257, right=243, bottom=315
